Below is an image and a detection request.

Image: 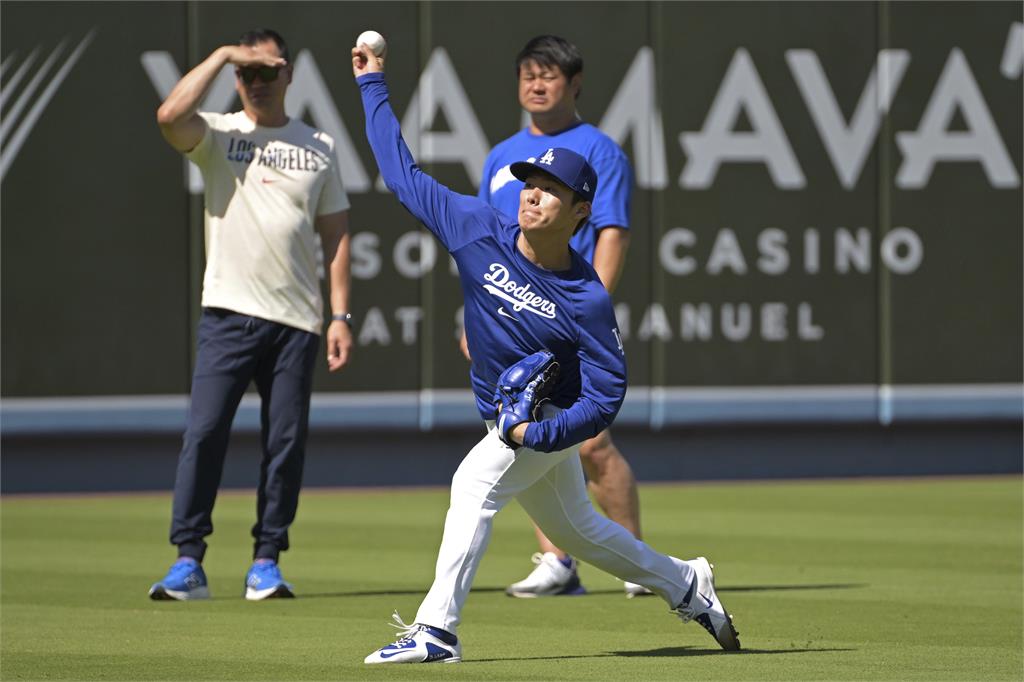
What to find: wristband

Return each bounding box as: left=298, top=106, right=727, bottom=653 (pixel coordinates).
left=331, top=312, right=353, bottom=327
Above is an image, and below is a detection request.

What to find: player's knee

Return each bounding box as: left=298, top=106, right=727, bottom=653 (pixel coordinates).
left=579, top=431, right=617, bottom=467
left=449, top=467, right=475, bottom=496
left=449, top=469, right=498, bottom=510
left=544, top=515, right=607, bottom=555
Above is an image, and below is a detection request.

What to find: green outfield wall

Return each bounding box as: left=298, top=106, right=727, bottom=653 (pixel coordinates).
left=2, top=1, right=1021, bottom=429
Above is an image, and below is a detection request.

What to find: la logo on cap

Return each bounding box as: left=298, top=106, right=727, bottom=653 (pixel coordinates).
left=538, top=149, right=555, bottom=166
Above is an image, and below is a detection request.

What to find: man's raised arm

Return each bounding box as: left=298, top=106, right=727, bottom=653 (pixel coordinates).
left=156, top=45, right=284, bottom=152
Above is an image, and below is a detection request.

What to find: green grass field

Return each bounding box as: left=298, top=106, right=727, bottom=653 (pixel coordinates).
left=2, top=477, right=1021, bottom=681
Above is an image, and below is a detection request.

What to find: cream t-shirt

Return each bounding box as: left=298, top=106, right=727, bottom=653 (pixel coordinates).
left=186, top=111, right=350, bottom=335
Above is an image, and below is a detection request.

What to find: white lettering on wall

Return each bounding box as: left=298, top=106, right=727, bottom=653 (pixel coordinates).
left=804, top=228, right=820, bottom=274
left=835, top=227, right=872, bottom=274
left=394, top=306, right=423, bottom=345
left=599, top=47, right=668, bottom=189
left=679, top=48, right=805, bottom=189
left=881, top=227, right=924, bottom=274
left=656, top=225, right=924, bottom=277
left=1001, top=22, right=1024, bottom=78
left=681, top=303, right=713, bottom=341
left=393, top=231, right=437, bottom=279
left=798, top=303, right=824, bottom=340
left=358, top=307, right=391, bottom=345
left=896, top=48, right=1020, bottom=188
left=786, top=49, right=909, bottom=188
left=757, top=228, right=789, bottom=275
left=707, top=228, right=748, bottom=275
left=761, top=303, right=787, bottom=341
left=638, top=303, right=672, bottom=341
left=722, top=303, right=751, bottom=341
left=659, top=228, right=698, bottom=275
left=385, top=47, right=490, bottom=189
left=351, top=232, right=382, bottom=279
left=142, top=42, right=1019, bottom=194
left=614, top=302, right=828, bottom=343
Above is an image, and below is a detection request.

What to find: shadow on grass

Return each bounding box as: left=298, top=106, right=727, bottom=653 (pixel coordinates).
left=298, top=587, right=507, bottom=598
left=469, top=646, right=856, bottom=662
left=721, top=583, right=867, bottom=593
left=298, top=583, right=866, bottom=599
left=612, top=646, right=857, bottom=657
left=578, top=583, right=867, bottom=595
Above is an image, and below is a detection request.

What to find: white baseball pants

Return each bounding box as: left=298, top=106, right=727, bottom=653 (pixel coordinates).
left=414, top=418, right=695, bottom=634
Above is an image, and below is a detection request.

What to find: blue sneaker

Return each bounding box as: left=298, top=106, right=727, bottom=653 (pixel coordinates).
left=244, top=559, right=294, bottom=600
left=149, top=557, right=210, bottom=600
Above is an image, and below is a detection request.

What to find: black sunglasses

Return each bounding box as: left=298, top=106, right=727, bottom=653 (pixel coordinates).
left=237, top=66, right=280, bottom=84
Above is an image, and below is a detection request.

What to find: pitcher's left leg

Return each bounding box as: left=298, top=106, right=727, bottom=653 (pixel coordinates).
left=517, top=452, right=740, bottom=650
left=516, top=449, right=691, bottom=605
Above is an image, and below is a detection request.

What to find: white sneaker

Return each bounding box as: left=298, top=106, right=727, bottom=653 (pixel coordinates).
left=674, top=557, right=741, bottom=651
left=505, top=552, right=586, bottom=598
left=624, top=581, right=655, bottom=598
left=364, top=612, right=461, bottom=664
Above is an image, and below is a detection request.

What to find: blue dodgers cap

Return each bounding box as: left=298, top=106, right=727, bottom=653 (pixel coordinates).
left=510, top=147, right=598, bottom=203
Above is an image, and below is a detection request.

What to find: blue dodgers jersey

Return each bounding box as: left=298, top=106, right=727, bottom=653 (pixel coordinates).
left=479, top=124, right=632, bottom=263
left=358, top=73, right=626, bottom=453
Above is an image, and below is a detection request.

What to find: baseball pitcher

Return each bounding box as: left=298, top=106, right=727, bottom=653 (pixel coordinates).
left=352, top=40, right=740, bottom=664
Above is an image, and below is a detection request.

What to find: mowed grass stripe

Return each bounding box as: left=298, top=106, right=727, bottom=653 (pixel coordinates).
left=2, top=477, right=1020, bottom=680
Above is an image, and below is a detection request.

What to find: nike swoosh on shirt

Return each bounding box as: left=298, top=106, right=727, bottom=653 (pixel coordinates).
left=261, top=178, right=276, bottom=184
left=483, top=285, right=556, bottom=319
left=497, top=307, right=518, bottom=321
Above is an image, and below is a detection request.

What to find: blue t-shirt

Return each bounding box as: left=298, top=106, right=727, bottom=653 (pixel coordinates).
left=358, top=73, right=626, bottom=453
left=479, top=124, right=632, bottom=263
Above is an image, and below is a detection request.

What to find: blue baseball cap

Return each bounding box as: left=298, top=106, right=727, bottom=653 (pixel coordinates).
left=510, top=147, right=598, bottom=203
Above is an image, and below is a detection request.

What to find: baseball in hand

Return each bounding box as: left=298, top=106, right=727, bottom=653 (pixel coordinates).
left=357, top=30, right=387, bottom=56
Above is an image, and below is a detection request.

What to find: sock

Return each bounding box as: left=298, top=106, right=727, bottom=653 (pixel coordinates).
left=558, top=554, right=574, bottom=569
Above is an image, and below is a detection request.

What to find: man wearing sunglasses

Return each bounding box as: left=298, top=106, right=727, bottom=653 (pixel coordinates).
left=149, top=29, right=354, bottom=601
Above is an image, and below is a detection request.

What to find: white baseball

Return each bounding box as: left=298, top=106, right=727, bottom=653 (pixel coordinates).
left=357, top=30, right=387, bottom=57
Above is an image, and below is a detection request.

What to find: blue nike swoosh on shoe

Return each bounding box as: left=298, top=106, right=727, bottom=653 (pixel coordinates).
left=700, top=592, right=714, bottom=608
left=379, top=642, right=417, bottom=658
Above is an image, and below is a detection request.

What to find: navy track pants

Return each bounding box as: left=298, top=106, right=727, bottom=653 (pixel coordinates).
left=170, top=308, right=319, bottom=562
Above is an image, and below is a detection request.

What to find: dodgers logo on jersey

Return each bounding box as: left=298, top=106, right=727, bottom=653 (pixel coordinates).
left=538, top=149, right=556, bottom=166
left=482, top=263, right=557, bottom=319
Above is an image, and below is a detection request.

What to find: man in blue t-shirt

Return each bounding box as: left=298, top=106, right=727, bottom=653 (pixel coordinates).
left=474, top=35, right=648, bottom=599
left=352, top=39, right=740, bottom=664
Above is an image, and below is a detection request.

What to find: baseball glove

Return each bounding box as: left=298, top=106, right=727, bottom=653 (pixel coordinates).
left=493, top=349, right=560, bottom=447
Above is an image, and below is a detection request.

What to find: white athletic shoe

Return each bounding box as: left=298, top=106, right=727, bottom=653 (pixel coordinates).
left=624, top=580, right=655, bottom=598
left=673, top=557, right=741, bottom=651
left=505, top=552, right=586, bottom=598
left=364, top=612, right=461, bottom=664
